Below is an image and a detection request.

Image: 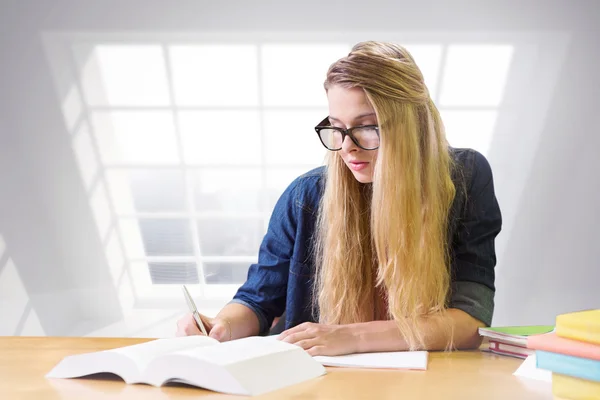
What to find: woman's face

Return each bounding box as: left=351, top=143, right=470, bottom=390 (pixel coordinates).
left=326, top=85, right=379, bottom=183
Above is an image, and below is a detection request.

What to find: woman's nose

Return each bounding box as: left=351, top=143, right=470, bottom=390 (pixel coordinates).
left=340, top=134, right=358, bottom=152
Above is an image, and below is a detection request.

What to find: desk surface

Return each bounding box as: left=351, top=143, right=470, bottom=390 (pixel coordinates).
left=0, top=336, right=555, bottom=399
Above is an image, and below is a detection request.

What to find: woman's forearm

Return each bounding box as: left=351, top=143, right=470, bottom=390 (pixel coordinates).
left=352, top=308, right=486, bottom=353
left=215, top=303, right=261, bottom=340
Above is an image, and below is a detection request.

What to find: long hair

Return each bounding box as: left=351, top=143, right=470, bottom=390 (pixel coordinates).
left=313, top=41, right=457, bottom=350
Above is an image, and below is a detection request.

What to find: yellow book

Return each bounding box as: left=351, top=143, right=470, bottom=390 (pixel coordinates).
left=553, top=373, right=600, bottom=400
left=556, top=309, right=600, bottom=345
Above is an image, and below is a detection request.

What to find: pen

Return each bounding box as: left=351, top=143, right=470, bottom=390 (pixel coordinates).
left=182, top=285, right=209, bottom=336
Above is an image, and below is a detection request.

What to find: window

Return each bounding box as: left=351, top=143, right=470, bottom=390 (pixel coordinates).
left=60, top=38, right=512, bottom=306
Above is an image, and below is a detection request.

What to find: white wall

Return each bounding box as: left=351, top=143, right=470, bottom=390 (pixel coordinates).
left=0, top=0, right=598, bottom=336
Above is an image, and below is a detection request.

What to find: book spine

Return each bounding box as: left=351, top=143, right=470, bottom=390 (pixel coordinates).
left=556, top=324, right=600, bottom=345
left=527, top=334, right=600, bottom=361
left=489, top=341, right=531, bottom=359
left=552, top=373, right=600, bottom=400
left=536, top=351, right=600, bottom=382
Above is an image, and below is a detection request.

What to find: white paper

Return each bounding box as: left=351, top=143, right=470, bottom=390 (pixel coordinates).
left=314, top=351, right=428, bottom=370
left=513, top=354, right=552, bottom=383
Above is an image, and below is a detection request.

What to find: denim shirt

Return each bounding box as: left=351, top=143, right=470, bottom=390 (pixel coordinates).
left=232, top=148, right=502, bottom=335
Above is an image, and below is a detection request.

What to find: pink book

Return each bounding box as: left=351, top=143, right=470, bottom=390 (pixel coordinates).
left=527, top=333, right=600, bottom=361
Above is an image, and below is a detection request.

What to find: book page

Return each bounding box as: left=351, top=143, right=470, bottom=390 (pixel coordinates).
left=111, top=335, right=219, bottom=370
left=170, top=336, right=300, bottom=366
left=314, top=351, right=428, bottom=370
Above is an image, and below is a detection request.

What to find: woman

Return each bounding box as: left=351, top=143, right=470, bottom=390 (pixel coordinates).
left=177, top=41, right=502, bottom=356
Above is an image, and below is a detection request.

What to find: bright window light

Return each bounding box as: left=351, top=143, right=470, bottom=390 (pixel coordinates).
left=263, top=110, right=327, bottom=166
left=106, top=169, right=186, bottom=215
left=192, top=169, right=262, bottom=214
left=85, top=45, right=170, bottom=106
left=92, top=111, right=179, bottom=165
left=261, top=44, right=350, bottom=106
left=439, top=44, right=513, bottom=107
left=441, top=110, right=498, bottom=155
left=179, top=110, right=261, bottom=165
left=169, top=45, right=259, bottom=106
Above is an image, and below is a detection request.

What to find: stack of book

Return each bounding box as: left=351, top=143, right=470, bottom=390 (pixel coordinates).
left=478, top=325, right=554, bottom=359
left=527, top=309, right=600, bottom=400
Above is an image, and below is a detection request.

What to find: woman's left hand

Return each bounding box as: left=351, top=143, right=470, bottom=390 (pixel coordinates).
left=278, top=322, right=359, bottom=356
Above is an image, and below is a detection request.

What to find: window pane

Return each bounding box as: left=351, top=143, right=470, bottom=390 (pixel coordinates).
left=192, top=169, right=262, bottom=213
left=404, top=44, right=443, bottom=100
left=197, top=219, right=264, bottom=256
left=179, top=111, right=261, bottom=165
left=203, top=262, right=250, bottom=284
left=92, top=111, right=179, bottom=165
left=81, top=45, right=170, bottom=106
left=169, top=45, right=259, bottom=106
left=139, top=219, right=193, bottom=256
left=439, top=45, right=514, bottom=107
left=106, top=169, right=186, bottom=214
left=440, top=110, right=497, bottom=156
left=148, top=262, right=199, bottom=284
left=263, top=110, right=327, bottom=166
left=261, top=44, right=350, bottom=106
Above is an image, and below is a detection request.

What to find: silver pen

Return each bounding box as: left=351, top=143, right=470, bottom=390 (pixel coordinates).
left=182, top=285, right=208, bottom=336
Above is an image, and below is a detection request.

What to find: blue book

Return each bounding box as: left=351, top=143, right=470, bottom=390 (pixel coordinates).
left=536, top=350, right=600, bottom=382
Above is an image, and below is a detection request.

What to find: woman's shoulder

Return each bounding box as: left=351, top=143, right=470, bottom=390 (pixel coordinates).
left=450, top=147, right=490, bottom=168
left=276, top=166, right=326, bottom=214
left=288, top=166, right=326, bottom=190
left=450, top=147, right=494, bottom=191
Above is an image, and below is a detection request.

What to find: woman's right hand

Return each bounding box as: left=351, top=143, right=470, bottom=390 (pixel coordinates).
left=175, top=313, right=231, bottom=342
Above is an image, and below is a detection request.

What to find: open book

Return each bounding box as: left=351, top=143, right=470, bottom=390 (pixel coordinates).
left=46, top=336, right=326, bottom=396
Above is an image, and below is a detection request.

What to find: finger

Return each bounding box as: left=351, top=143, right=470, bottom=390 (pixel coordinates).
left=177, top=317, right=202, bottom=336
left=176, top=315, right=200, bottom=336
left=184, top=324, right=202, bottom=336
left=279, top=322, right=314, bottom=340
left=294, top=338, right=320, bottom=351
left=209, top=323, right=228, bottom=342
left=306, top=346, right=327, bottom=356
left=197, top=313, right=213, bottom=329
left=280, top=330, right=314, bottom=345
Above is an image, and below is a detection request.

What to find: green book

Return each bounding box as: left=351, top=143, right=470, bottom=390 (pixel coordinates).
left=478, top=325, right=554, bottom=346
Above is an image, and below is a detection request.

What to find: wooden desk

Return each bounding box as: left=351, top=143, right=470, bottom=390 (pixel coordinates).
left=0, top=337, right=554, bottom=399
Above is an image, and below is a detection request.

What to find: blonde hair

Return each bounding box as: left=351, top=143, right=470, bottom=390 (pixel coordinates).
left=313, top=41, right=456, bottom=350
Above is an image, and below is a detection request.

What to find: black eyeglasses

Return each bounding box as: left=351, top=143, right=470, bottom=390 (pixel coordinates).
left=314, top=117, right=380, bottom=151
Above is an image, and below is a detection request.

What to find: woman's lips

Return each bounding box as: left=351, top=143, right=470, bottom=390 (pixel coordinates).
left=349, top=161, right=369, bottom=171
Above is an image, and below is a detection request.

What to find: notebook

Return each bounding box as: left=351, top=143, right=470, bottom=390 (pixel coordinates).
left=314, top=351, right=428, bottom=370
left=46, top=336, right=325, bottom=396
left=556, top=309, right=600, bottom=344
